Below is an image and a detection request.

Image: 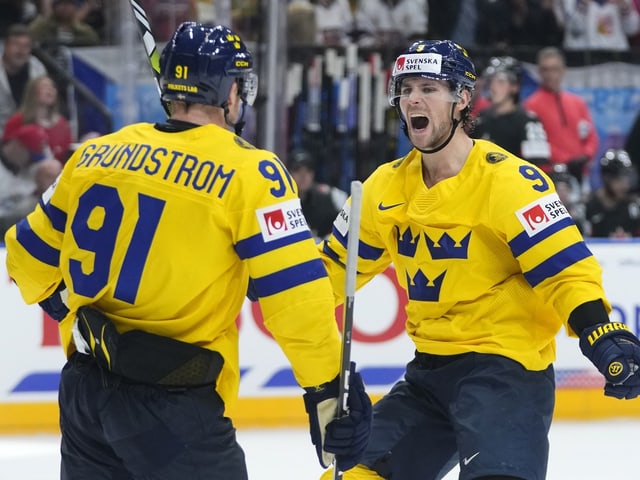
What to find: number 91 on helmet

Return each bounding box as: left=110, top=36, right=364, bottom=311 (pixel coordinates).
left=159, top=22, right=258, bottom=109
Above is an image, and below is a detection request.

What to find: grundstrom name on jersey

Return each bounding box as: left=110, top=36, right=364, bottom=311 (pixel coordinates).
left=515, top=193, right=571, bottom=237
left=256, top=198, right=309, bottom=242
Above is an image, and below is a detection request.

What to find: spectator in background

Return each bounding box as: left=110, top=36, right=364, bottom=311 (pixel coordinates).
left=354, top=0, right=428, bottom=47
left=288, top=0, right=317, bottom=46
left=289, top=149, right=347, bottom=241
left=559, top=0, right=640, bottom=51
left=231, top=0, right=261, bottom=43
left=624, top=108, right=640, bottom=188
left=0, top=24, right=47, bottom=135
left=475, top=0, right=516, bottom=49
left=427, top=0, right=477, bottom=47
left=472, top=56, right=551, bottom=168
left=585, top=148, right=640, bottom=237
left=136, top=0, right=194, bottom=42
left=511, top=0, right=565, bottom=46
left=29, top=0, right=100, bottom=48
left=524, top=46, right=599, bottom=185
left=550, top=163, right=588, bottom=233
left=474, top=0, right=564, bottom=49
left=313, top=0, right=354, bottom=47
left=0, top=0, right=38, bottom=38
left=4, top=74, right=73, bottom=163
left=630, top=0, right=640, bottom=44
left=74, top=0, right=107, bottom=43
left=0, top=123, right=60, bottom=236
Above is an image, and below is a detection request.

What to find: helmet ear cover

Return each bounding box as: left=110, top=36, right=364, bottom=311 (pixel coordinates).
left=159, top=22, right=257, bottom=108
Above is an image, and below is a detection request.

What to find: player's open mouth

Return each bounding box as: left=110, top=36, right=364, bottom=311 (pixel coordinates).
left=410, top=115, right=429, bottom=131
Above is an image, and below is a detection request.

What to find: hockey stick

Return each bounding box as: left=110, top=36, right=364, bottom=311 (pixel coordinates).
left=128, top=0, right=170, bottom=117
left=334, top=180, right=363, bottom=480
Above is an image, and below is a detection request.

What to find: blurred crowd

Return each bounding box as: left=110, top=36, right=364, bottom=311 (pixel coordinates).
left=1, top=0, right=640, bottom=239
left=287, top=0, right=640, bottom=52
left=286, top=0, right=640, bottom=240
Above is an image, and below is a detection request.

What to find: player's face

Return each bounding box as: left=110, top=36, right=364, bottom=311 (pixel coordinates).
left=488, top=73, right=515, bottom=106
left=2, top=34, right=32, bottom=69
left=538, top=55, right=564, bottom=92
left=605, top=175, right=632, bottom=200
left=290, top=166, right=314, bottom=194
left=398, top=77, right=458, bottom=150
left=35, top=77, right=58, bottom=107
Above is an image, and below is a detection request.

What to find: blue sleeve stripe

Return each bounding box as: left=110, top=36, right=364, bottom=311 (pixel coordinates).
left=322, top=241, right=343, bottom=265
left=328, top=227, right=384, bottom=261
left=523, top=242, right=593, bottom=287
left=15, top=219, right=60, bottom=267
left=359, top=240, right=385, bottom=260
left=509, top=217, right=575, bottom=257
left=332, top=224, right=348, bottom=248
left=40, top=200, right=67, bottom=233
left=235, top=230, right=312, bottom=259
left=253, top=258, right=328, bottom=297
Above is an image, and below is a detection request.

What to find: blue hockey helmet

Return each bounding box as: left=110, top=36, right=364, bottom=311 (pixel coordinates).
left=159, top=22, right=258, bottom=109
left=388, top=40, right=476, bottom=106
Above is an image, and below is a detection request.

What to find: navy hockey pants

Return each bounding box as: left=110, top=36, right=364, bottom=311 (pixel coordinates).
left=58, top=353, right=248, bottom=480
left=361, top=352, right=555, bottom=480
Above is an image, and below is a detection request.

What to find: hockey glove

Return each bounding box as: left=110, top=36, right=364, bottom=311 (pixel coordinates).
left=38, top=282, right=70, bottom=322
left=303, top=362, right=372, bottom=472
left=76, top=306, right=121, bottom=370
left=75, top=306, right=223, bottom=386
left=579, top=322, right=640, bottom=399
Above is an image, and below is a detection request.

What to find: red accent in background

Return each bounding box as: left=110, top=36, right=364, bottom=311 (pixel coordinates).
left=41, top=312, right=60, bottom=346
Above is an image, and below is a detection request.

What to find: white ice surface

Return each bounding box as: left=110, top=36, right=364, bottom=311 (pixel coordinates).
left=1, top=420, right=638, bottom=479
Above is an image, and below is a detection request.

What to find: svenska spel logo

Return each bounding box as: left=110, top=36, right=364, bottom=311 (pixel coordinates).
left=521, top=204, right=549, bottom=231
left=262, top=209, right=287, bottom=235
left=256, top=198, right=308, bottom=242
left=515, top=193, right=571, bottom=237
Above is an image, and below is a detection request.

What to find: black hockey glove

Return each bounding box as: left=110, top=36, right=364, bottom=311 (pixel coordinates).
left=75, top=306, right=223, bottom=387
left=38, top=282, right=70, bottom=322
left=579, top=322, right=640, bottom=399
left=303, top=362, right=372, bottom=472
left=76, top=306, right=121, bottom=369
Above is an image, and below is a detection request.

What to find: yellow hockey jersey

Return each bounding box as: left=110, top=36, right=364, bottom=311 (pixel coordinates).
left=5, top=122, right=341, bottom=407
left=321, top=139, right=610, bottom=371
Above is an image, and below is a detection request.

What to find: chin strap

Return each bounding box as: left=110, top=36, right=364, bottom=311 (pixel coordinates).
left=223, top=102, right=247, bottom=136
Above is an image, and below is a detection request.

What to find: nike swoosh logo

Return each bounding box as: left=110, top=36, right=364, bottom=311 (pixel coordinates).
left=463, top=452, right=480, bottom=466
left=378, top=201, right=404, bottom=211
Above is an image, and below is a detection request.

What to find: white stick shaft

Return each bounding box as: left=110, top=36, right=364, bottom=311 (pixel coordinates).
left=344, top=181, right=362, bottom=298
left=334, top=180, right=363, bottom=480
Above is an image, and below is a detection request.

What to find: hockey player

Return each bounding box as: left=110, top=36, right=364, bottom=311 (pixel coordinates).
left=318, top=40, right=640, bottom=480
left=472, top=55, right=551, bottom=170
left=4, top=23, right=370, bottom=479
left=585, top=148, right=640, bottom=238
